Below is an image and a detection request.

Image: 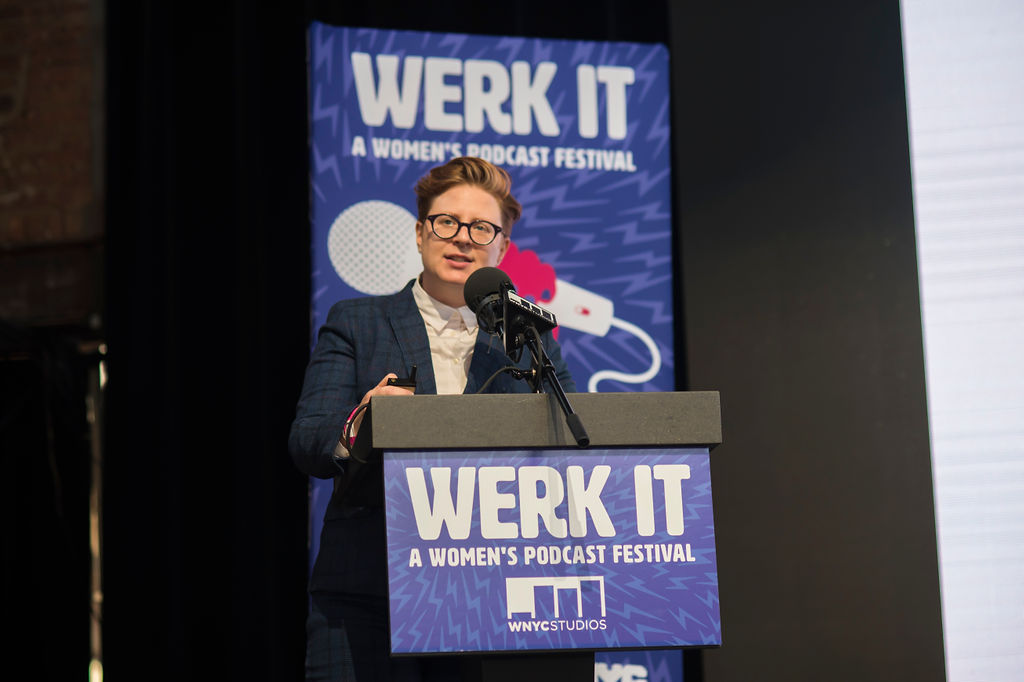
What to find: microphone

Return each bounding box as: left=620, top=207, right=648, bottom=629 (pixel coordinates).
left=464, top=268, right=588, bottom=446
left=464, top=267, right=558, bottom=358
left=464, top=266, right=512, bottom=334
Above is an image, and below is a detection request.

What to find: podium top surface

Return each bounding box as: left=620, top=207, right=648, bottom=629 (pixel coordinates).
left=370, top=391, right=721, bottom=450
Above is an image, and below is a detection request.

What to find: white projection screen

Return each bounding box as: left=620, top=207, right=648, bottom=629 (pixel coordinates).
left=901, top=1, right=1024, bottom=680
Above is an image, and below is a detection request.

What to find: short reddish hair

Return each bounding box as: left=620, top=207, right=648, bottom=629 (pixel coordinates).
left=414, top=157, right=522, bottom=236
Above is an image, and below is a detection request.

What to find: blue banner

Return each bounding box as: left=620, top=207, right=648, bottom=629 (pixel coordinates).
left=306, top=22, right=690, bottom=669
left=382, top=447, right=720, bottom=653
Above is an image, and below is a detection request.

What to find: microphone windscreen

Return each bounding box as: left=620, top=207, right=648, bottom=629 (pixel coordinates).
left=464, top=267, right=513, bottom=314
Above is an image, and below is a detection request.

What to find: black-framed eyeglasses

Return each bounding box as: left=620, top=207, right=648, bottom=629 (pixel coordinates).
left=425, top=214, right=504, bottom=246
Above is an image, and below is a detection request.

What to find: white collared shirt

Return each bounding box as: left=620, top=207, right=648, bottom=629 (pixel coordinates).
left=412, top=277, right=478, bottom=395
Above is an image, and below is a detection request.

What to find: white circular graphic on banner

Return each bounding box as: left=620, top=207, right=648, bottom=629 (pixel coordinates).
left=327, top=200, right=421, bottom=295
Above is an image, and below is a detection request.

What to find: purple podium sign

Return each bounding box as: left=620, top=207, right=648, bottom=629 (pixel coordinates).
left=382, top=447, right=721, bottom=654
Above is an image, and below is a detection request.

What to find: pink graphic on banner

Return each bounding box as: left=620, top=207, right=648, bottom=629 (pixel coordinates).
left=501, top=242, right=557, bottom=304
left=501, top=242, right=559, bottom=337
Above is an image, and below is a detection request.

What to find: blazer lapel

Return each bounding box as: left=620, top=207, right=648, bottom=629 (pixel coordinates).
left=386, top=284, right=437, bottom=395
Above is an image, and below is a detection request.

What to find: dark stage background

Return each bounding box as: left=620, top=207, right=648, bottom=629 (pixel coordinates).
left=96, top=1, right=945, bottom=680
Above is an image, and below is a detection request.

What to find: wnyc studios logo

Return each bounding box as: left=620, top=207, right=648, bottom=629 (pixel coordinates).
left=504, top=575, right=607, bottom=633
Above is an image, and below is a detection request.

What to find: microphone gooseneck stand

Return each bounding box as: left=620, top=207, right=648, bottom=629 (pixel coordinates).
left=519, top=322, right=590, bottom=448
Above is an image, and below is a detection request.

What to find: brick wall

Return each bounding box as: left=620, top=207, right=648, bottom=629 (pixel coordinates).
left=0, top=0, right=102, bottom=330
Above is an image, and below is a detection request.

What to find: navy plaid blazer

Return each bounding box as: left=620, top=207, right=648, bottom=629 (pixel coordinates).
left=289, top=280, right=575, bottom=596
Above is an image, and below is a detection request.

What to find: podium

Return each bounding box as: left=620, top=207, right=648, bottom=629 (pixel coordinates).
left=366, top=391, right=722, bottom=681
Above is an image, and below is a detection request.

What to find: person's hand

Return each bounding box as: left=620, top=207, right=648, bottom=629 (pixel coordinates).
left=349, top=373, right=414, bottom=438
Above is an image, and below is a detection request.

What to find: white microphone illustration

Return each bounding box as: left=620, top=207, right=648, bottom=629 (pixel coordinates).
left=327, top=200, right=661, bottom=392
left=327, top=200, right=422, bottom=295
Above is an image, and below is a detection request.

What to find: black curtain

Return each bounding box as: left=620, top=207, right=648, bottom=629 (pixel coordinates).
left=2, top=323, right=93, bottom=681
left=104, top=2, right=312, bottom=679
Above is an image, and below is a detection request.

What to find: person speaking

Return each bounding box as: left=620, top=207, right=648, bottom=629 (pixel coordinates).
left=289, top=157, right=575, bottom=681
